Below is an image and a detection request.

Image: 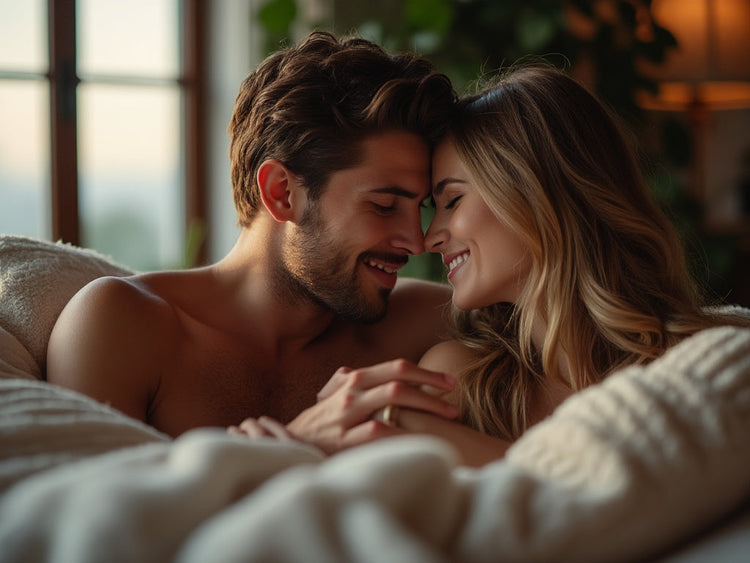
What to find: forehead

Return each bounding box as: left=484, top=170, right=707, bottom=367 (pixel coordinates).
left=432, top=138, right=469, bottom=195
left=326, top=130, right=431, bottom=200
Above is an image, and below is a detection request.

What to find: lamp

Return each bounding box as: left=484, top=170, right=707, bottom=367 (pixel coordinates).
left=642, top=0, right=750, bottom=110
left=639, top=0, right=750, bottom=205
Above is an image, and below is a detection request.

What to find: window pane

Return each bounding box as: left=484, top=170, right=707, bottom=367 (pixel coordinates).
left=0, top=80, right=50, bottom=239
left=77, top=0, right=179, bottom=79
left=0, top=0, right=47, bottom=73
left=78, top=83, right=183, bottom=270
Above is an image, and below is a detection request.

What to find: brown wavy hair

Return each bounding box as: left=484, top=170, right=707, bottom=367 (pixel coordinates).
left=445, top=64, right=749, bottom=440
left=228, top=31, right=456, bottom=226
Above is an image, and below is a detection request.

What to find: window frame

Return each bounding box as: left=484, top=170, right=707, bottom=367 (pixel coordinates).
left=47, top=0, right=208, bottom=264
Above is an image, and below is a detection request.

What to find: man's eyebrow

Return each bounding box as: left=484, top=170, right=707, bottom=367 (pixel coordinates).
left=369, top=186, right=421, bottom=199
left=433, top=177, right=466, bottom=196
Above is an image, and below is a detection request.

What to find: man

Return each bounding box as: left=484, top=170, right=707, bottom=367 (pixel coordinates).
left=47, top=32, right=459, bottom=452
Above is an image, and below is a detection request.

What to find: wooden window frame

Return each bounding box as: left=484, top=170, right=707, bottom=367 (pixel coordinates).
left=48, top=0, right=208, bottom=263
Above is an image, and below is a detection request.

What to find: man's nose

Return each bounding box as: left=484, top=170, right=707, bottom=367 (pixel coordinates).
left=391, top=211, right=426, bottom=255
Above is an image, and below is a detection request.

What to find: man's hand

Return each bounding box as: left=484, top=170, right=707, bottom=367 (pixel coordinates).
left=283, top=359, right=458, bottom=454
left=228, top=416, right=297, bottom=441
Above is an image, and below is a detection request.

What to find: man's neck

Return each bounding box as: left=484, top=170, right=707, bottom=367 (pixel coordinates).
left=209, top=223, right=342, bottom=357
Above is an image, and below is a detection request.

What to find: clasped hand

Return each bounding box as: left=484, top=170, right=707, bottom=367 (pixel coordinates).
left=228, top=358, right=458, bottom=454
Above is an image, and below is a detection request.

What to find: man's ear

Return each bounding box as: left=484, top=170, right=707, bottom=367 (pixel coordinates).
left=256, top=159, right=305, bottom=222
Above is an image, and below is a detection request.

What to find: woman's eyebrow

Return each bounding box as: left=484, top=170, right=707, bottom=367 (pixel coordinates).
left=433, top=177, right=466, bottom=196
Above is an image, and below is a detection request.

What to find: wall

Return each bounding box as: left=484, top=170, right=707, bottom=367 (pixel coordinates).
left=206, top=0, right=261, bottom=260
left=205, top=0, right=333, bottom=261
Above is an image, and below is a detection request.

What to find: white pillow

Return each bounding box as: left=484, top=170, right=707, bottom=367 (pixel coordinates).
left=0, top=235, right=132, bottom=379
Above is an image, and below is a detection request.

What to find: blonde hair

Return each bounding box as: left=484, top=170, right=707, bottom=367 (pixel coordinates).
left=447, top=64, right=748, bottom=440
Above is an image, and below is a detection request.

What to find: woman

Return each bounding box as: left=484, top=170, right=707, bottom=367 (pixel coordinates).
left=404, top=63, right=750, bottom=464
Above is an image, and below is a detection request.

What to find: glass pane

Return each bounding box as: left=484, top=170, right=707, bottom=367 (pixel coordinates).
left=0, top=80, right=50, bottom=239
left=77, top=0, right=179, bottom=79
left=78, top=83, right=183, bottom=270
left=0, top=0, right=47, bottom=73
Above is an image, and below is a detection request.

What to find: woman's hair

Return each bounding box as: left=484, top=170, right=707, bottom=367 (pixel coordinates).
left=447, top=64, right=748, bottom=440
left=228, top=31, right=456, bottom=226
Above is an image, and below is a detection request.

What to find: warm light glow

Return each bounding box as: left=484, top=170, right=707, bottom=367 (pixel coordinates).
left=641, top=0, right=750, bottom=110
left=642, top=82, right=750, bottom=111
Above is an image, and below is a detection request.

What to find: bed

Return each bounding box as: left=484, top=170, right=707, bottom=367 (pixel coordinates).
left=1, top=233, right=750, bottom=562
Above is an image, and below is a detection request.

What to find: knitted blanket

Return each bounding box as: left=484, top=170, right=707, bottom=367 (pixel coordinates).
left=1, top=234, right=749, bottom=561
left=1, top=325, right=749, bottom=562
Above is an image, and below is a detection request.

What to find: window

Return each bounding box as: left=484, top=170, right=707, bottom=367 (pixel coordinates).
left=0, top=1, right=49, bottom=241
left=0, top=0, right=206, bottom=270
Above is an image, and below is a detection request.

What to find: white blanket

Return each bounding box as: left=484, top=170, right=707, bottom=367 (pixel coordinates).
left=1, top=324, right=750, bottom=562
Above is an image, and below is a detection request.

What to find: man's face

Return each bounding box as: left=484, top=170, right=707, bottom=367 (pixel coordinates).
left=279, top=130, right=430, bottom=323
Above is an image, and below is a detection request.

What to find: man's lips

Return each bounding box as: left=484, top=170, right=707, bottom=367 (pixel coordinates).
left=363, top=258, right=401, bottom=274
left=361, top=252, right=408, bottom=273
left=361, top=253, right=408, bottom=289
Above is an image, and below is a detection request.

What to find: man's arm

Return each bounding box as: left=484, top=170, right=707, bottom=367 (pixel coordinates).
left=46, top=276, right=166, bottom=424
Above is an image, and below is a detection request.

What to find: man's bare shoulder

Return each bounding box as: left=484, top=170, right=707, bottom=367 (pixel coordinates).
left=388, top=278, right=451, bottom=321
left=62, top=274, right=177, bottom=327
left=46, top=274, right=179, bottom=421
left=391, top=277, right=451, bottom=303
left=355, top=278, right=452, bottom=363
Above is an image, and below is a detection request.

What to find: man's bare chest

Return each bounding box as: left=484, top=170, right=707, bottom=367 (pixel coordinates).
left=147, top=332, right=384, bottom=436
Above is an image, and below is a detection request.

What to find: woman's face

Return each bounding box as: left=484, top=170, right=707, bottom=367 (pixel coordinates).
left=425, top=139, right=530, bottom=310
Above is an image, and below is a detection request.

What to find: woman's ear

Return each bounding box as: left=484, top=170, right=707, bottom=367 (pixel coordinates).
left=256, top=160, right=306, bottom=222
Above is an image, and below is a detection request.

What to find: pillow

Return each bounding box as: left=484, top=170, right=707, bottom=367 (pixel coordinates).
left=0, top=235, right=132, bottom=378
left=0, top=325, right=40, bottom=381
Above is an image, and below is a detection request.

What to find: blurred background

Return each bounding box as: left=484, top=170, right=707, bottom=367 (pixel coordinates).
left=1, top=0, right=749, bottom=306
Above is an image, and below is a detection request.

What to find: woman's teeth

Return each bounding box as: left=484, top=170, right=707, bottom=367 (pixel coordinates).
left=449, top=253, right=468, bottom=271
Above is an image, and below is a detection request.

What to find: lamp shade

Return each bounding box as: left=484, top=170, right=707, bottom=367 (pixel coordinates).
left=642, top=0, right=750, bottom=110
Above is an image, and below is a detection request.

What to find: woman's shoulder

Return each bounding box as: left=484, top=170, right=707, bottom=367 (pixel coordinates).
left=419, top=339, right=482, bottom=377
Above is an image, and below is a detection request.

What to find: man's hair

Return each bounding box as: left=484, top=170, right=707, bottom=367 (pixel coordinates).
left=228, top=31, right=456, bottom=226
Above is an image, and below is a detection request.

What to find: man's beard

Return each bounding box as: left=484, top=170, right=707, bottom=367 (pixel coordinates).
left=273, top=205, right=392, bottom=324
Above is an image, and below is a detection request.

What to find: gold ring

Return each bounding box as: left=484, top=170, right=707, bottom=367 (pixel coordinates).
left=382, top=405, right=400, bottom=427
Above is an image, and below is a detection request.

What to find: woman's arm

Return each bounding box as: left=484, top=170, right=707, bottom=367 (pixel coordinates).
left=395, top=409, right=511, bottom=467
left=406, top=340, right=512, bottom=467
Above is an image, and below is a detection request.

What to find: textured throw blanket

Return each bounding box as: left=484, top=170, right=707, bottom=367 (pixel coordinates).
left=1, top=323, right=749, bottom=562
left=0, top=235, right=132, bottom=377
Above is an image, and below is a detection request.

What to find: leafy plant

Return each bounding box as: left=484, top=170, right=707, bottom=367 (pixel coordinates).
left=257, top=0, right=297, bottom=53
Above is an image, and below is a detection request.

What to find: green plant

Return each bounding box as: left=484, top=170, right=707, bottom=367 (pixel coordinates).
left=256, top=0, right=297, bottom=53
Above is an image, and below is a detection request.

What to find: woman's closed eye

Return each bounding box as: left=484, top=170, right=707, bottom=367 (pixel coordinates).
left=444, top=195, right=462, bottom=210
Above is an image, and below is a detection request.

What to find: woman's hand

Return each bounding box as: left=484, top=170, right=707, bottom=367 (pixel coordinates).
left=284, top=358, right=458, bottom=455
